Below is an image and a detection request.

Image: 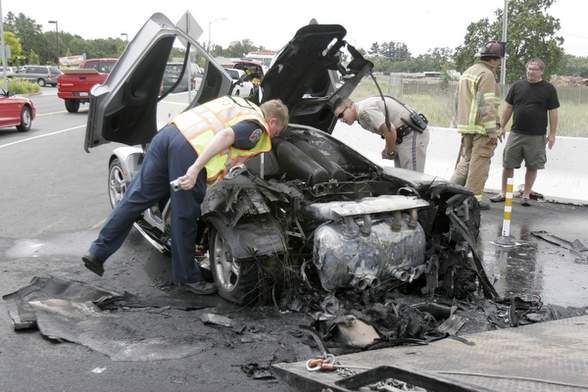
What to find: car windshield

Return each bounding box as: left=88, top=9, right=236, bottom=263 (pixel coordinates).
left=83, top=61, right=116, bottom=73
left=226, top=69, right=240, bottom=80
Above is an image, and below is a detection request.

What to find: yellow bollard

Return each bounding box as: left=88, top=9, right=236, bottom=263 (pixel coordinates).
left=501, top=178, right=514, bottom=238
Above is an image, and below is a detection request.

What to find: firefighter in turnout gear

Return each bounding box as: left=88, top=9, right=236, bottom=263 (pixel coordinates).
left=83, top=97, right=288, bottom=293
left=451, top=41, right=505, bottom=209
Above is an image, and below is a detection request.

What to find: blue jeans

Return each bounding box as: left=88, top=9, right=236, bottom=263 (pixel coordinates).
left=89, top=125, right=207, bottom=283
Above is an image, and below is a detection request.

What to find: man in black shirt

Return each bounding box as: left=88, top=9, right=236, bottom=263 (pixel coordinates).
left=491, top=58, right=559, bottom=206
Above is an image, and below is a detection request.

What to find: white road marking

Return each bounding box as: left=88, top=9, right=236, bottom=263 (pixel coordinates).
left=0, top=124, right=85, bottom=150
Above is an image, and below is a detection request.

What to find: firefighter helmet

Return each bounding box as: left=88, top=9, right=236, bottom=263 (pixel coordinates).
left=477, top=41, right=506, bottom=59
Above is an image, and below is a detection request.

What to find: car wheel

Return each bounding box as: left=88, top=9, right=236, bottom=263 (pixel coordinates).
left=16, top=106, right=32, bottom=132
left=209, top=228, right=263, bottom=305
left=37, top=78, right=46, bottom=87
left=108, top=158, right=128, bottom=209
left=64, top=100, right=80, bottom=113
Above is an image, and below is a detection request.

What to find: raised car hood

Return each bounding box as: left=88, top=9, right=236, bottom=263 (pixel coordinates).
left=261, top=24, right=373, bottom=134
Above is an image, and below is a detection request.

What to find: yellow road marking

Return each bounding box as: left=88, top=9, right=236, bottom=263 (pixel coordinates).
left=37, top=110, right=68, bottom=117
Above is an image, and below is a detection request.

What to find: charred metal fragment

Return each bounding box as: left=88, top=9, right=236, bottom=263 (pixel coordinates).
left=445, top=208, right=497, bottom=300
left=204, top=214, right=286, bottom=260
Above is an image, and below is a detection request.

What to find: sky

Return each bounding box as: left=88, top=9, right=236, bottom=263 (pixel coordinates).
left=2, top=0, right=586, bottom=57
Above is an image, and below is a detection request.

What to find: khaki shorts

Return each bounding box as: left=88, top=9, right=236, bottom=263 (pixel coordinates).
left=503, top=131, right=546, bottom=170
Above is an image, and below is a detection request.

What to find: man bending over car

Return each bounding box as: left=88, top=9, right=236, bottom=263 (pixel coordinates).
left=82, top=96, right=288, bottom=294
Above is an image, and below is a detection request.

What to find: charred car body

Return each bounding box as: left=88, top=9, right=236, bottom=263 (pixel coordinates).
left=85, top=13, right=486, bottom=304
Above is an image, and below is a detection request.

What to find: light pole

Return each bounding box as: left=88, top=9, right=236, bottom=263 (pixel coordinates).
left=207, top=17, right=227, bottom=53
left=48, top=20, right=59, bottom=62
left=0, top=0, right=8, bottom=90
left=500, top=0, right=509, bottom=88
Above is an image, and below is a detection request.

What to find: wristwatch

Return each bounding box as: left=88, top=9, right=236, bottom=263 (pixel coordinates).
left=382, top=150, right=396, bottom=159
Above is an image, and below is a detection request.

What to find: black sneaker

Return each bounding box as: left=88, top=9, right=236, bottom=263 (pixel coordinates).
left=489, top=194, right=506, bottom=203
left=82, top=253, right=105, bottom=276
left=183, top=281, right=217, bottom=295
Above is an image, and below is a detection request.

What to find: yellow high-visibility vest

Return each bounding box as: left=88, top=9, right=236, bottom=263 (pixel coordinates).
left=172, top=96, right=271, bottom=183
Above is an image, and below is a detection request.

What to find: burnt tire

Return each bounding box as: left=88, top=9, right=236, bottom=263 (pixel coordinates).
left=209, top=228, right=262, bottom=305
left=108, top=158, right=128, bottom=209
left=65, top=99, right=80, bottom=113
left=16, top=106, right=32, bottom=132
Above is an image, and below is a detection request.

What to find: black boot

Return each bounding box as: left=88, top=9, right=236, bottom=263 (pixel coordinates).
left=82, top=253, right=105, bottom=276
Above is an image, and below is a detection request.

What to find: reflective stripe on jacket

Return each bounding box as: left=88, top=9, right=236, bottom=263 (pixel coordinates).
left=456, top=62, right=500, bottom=136
left=172, top=96, right=271, bottom=183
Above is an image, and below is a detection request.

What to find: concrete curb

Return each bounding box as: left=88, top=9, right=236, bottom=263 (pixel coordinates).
left=332, top=123, right=588, bottom=205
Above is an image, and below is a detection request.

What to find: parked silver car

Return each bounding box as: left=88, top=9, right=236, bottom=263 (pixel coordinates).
left=85, top=13, right=487, bottom=305
left=13, top=65, right=62, bottom=87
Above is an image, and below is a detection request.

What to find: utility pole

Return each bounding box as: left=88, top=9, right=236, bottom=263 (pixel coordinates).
left=207, top=17, right=227, bottom=53
left=48, top=20, right=59, bottom=63
left=500, top=0, right=509, bottom=88
left=0, top=0, right=8, bottom=90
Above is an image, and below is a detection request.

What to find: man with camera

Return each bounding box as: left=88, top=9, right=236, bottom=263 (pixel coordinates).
left=335, top=97, right=430, bottom=172
left=82, top=96, right=288, bottom=294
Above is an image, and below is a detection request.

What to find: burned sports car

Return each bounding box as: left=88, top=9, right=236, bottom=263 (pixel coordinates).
left=85, top=13, right=488, bottom=305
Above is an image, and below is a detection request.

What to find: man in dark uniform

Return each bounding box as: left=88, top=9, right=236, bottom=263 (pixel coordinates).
left=82, top=97, right=288, bottom=293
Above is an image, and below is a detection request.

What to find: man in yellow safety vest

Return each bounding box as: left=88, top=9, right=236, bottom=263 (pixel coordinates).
left=83, top=96, right=288, bottom=293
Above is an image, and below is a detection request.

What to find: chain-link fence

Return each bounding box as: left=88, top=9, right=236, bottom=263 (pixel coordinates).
left=351, top=73, right=588, bottom=137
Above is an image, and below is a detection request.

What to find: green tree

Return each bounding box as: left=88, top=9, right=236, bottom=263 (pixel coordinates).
left=454, top=0, right=564, bottom=82
left=558, top=54, right=588, bottom=77
left=224, top=39, right=257, bottom=58
left=28, top=49, right=40, bottom=64
left=378, top=41, right=410, bottom=61
left=4, top=12, right=50, bottom=63
left=210, top=44, right=223, bottom=57
left=368, top=42, right=379, bottom=56
left=3, top=31, right=23, bottom=64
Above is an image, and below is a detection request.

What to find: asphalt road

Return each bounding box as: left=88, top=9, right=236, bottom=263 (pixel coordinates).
left=0, top=89, right=303, bottom=392
left=1, top=89, right=587, bottom=392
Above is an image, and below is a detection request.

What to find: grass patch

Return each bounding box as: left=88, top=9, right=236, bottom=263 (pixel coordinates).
left=6, top=78, right=41, bottom=95
left=351, top=76, right=588, bottom=137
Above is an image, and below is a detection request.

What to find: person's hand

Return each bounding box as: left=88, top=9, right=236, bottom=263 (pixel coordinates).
left=547, top=134, right=556, bottom=150
left=381, top=149, right=395, bottom=160
left=498, top=127, right=505, bottom=143
left=178, top=167, right=199, bottom=190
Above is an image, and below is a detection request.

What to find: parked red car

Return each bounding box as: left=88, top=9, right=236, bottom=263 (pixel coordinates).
left=0, top=89, right=35, bottom=132
left=57, top=58, right=117, bottom=113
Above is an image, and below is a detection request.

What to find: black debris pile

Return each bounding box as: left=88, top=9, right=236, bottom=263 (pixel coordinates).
left=2, top=275, right=122, bottom=330
left=2, top=276, right=215, bottom=361
left=239, top=362, right=276, bottom=380
left=280, top=270, right=588, bottom=356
